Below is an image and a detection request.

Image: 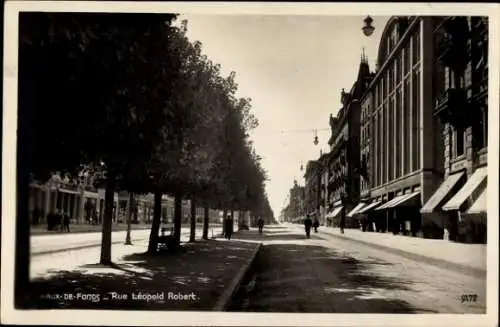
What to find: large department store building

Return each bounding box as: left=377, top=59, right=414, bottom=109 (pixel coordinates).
left=348, top=16, right=488, bottom=244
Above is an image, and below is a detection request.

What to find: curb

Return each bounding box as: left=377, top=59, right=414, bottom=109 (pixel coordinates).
left=212, top=242, right=263, bottom=311
left=32, top=229, right=222, bottom=256
left=32, top=237, right=149, bottom=256
left=320, top=229, right=486, bottom=279
left=30, top=226, right=151, bottom=237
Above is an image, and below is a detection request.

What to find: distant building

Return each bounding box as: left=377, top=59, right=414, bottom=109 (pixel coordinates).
left=304, top=160, right=321, bottom=221
left=318, top=152, right=330, bottom=226
left=288, top=180, right=305, bottom=222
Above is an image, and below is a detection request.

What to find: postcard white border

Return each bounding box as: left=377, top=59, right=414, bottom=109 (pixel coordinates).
left=2, top=2, right=499, bottom=326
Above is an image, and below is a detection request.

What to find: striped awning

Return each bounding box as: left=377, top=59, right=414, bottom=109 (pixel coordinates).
left=443, top=167, right=487, bottom=211
left=346, top=203, right=367, bottom=218
left=326, top=206, right=343, bottom=219
left=467, top=188, right=487, bottom=214
left=421, top=172, right=465, bottom=213
left=357, top=201, right=381, bottom=214
left=376, top=192, right=420, bottom=210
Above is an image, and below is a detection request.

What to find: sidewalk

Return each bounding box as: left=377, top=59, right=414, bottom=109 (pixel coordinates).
left=25, top=230, right=261, bottom=311
left=315, top=225, right=486, bottom=277
left=30, top=223, right=151, bottom=235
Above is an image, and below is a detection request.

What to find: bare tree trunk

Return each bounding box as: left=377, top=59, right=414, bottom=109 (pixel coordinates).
left=15, top=150, right=30, bottom=307
left=189, top=197, right=196, bottom=242
left=147, top=191, right=162, bottom=253
left=222, top=209, right=228, bottom=235
left=173, top=190, right=182, bottom=245
left=100, top=172, right=115, bottom=265
left=124, top=192, right=133, bottom=245
left=203, top=206, right=209, bottom=240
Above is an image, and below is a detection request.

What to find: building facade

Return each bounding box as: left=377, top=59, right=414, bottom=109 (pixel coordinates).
left=29, top=172, right=219, bottom=228
left=351, top=16, right=487, bottom=244
left=288, top=180, right=306, bottom=222
left=304, top=160, right=321, bottom=221
left=355, top=16, right=442, bottom=237
left=421, top=16, right=488, bottom=243
left=325, top=56, right=371, bottom=228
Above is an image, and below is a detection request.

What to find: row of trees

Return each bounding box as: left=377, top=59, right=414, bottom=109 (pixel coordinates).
left=17, top=12, right=273, bottom=301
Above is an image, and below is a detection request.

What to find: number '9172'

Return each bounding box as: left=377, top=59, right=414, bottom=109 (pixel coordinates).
left=460, top=294, right=477, bottom=303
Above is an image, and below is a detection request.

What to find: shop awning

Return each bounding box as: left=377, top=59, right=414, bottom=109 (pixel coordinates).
left=442, top=167, right=487, bottom=211
left=357, top=201, right=381, bottom=214
left=376, top=195, right=406, bottom=210
left=326, top=206, right=343, bottom=219
left=346, top=203, right=367, bottom=217
left=467, top=187, right=487, bottom=214
left=420, top=172, right=465, bottom=214
left=376, top=191, right=421, bottom=210
left=390, top=191, right=421, bottom=208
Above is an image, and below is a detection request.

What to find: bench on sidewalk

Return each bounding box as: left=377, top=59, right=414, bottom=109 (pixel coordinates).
left=158, top=227, right=177, bottom=251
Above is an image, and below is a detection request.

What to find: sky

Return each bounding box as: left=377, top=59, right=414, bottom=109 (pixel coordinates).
left=177, top=14, right=389, bottom=218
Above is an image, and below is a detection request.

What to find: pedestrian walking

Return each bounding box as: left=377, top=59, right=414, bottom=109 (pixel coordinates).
left=304, top=216, right=312, bottom=238
left=340, top=214, right=345, bottom=234
left=32, top=206, right=41, bottom=225
left=63, top=211, right=71, bottom=232
left=258, top=217, right=264, bottom=234
left=313, top=219, right=319, bottom=233
left=47, top=210, right=55, bottom=231
left=225, top=215, right=234, bottom=240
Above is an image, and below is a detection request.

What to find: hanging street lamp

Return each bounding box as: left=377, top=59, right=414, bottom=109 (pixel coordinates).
left=362, top=16, right=375, bottom=37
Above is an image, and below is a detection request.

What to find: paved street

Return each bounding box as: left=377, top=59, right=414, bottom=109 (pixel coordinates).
left=31, top=226, right=222, bottom=255
left=229, top=225, right=486, bottom=313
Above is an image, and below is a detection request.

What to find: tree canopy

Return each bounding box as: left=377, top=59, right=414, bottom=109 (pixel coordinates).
left=19, top=12, right=272, bottom=230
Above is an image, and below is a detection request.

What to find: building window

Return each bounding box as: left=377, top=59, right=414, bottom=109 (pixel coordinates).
left=404, top=78, right=411, bottom=175
left=454, top=127, right=465, bottom=158
left=473, top=107, right=487, bottom=149
left=412, top=27, right=420, bottom=66
left=395, top=56, right=401, bottom=86
left=404, top=43, right=410, bottom=75
left=413, top=69, right=421, bottom=170
left=395, top=88, right=402, bottom=178
left=388, top=97, right=394, bottom=182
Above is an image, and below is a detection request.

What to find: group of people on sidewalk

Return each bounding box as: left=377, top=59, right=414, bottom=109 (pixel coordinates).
left=46, top=209, right=71, bottom=232
left=31, top=206, right=71, bottom=232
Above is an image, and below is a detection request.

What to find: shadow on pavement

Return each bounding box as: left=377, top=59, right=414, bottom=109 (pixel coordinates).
left=230, top=228, right=326, bottom=242
left=21, top=239, right=257, bottom=311
left=229, top=242, right=438, bottom=313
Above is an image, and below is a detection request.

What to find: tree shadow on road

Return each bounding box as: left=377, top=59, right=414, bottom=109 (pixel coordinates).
left=20, top=239, right=257, bottom=311
left=229, top=242, right=439, bottom=313
left=231, top=231, right=327, bottom=242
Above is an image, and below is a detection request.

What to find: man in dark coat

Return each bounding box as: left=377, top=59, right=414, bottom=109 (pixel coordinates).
left=304, top=216, right=313, bottom=238
left=313, top=219, right=319, bottom=233
left=257, top=217, right=264, bottom=234
left=224, top=215, right=234, bottom=240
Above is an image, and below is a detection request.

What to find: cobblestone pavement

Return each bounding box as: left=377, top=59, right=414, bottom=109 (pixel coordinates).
left=26, top=229, right=249, bottom=311
left=229, top=225, right=486, bottom=313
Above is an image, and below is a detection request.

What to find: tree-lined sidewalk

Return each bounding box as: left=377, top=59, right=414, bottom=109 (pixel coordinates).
left=17, top=12, right=275, bottom=304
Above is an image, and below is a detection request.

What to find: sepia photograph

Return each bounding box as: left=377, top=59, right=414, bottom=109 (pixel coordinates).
left=1, top=1, right=498, bottom=326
